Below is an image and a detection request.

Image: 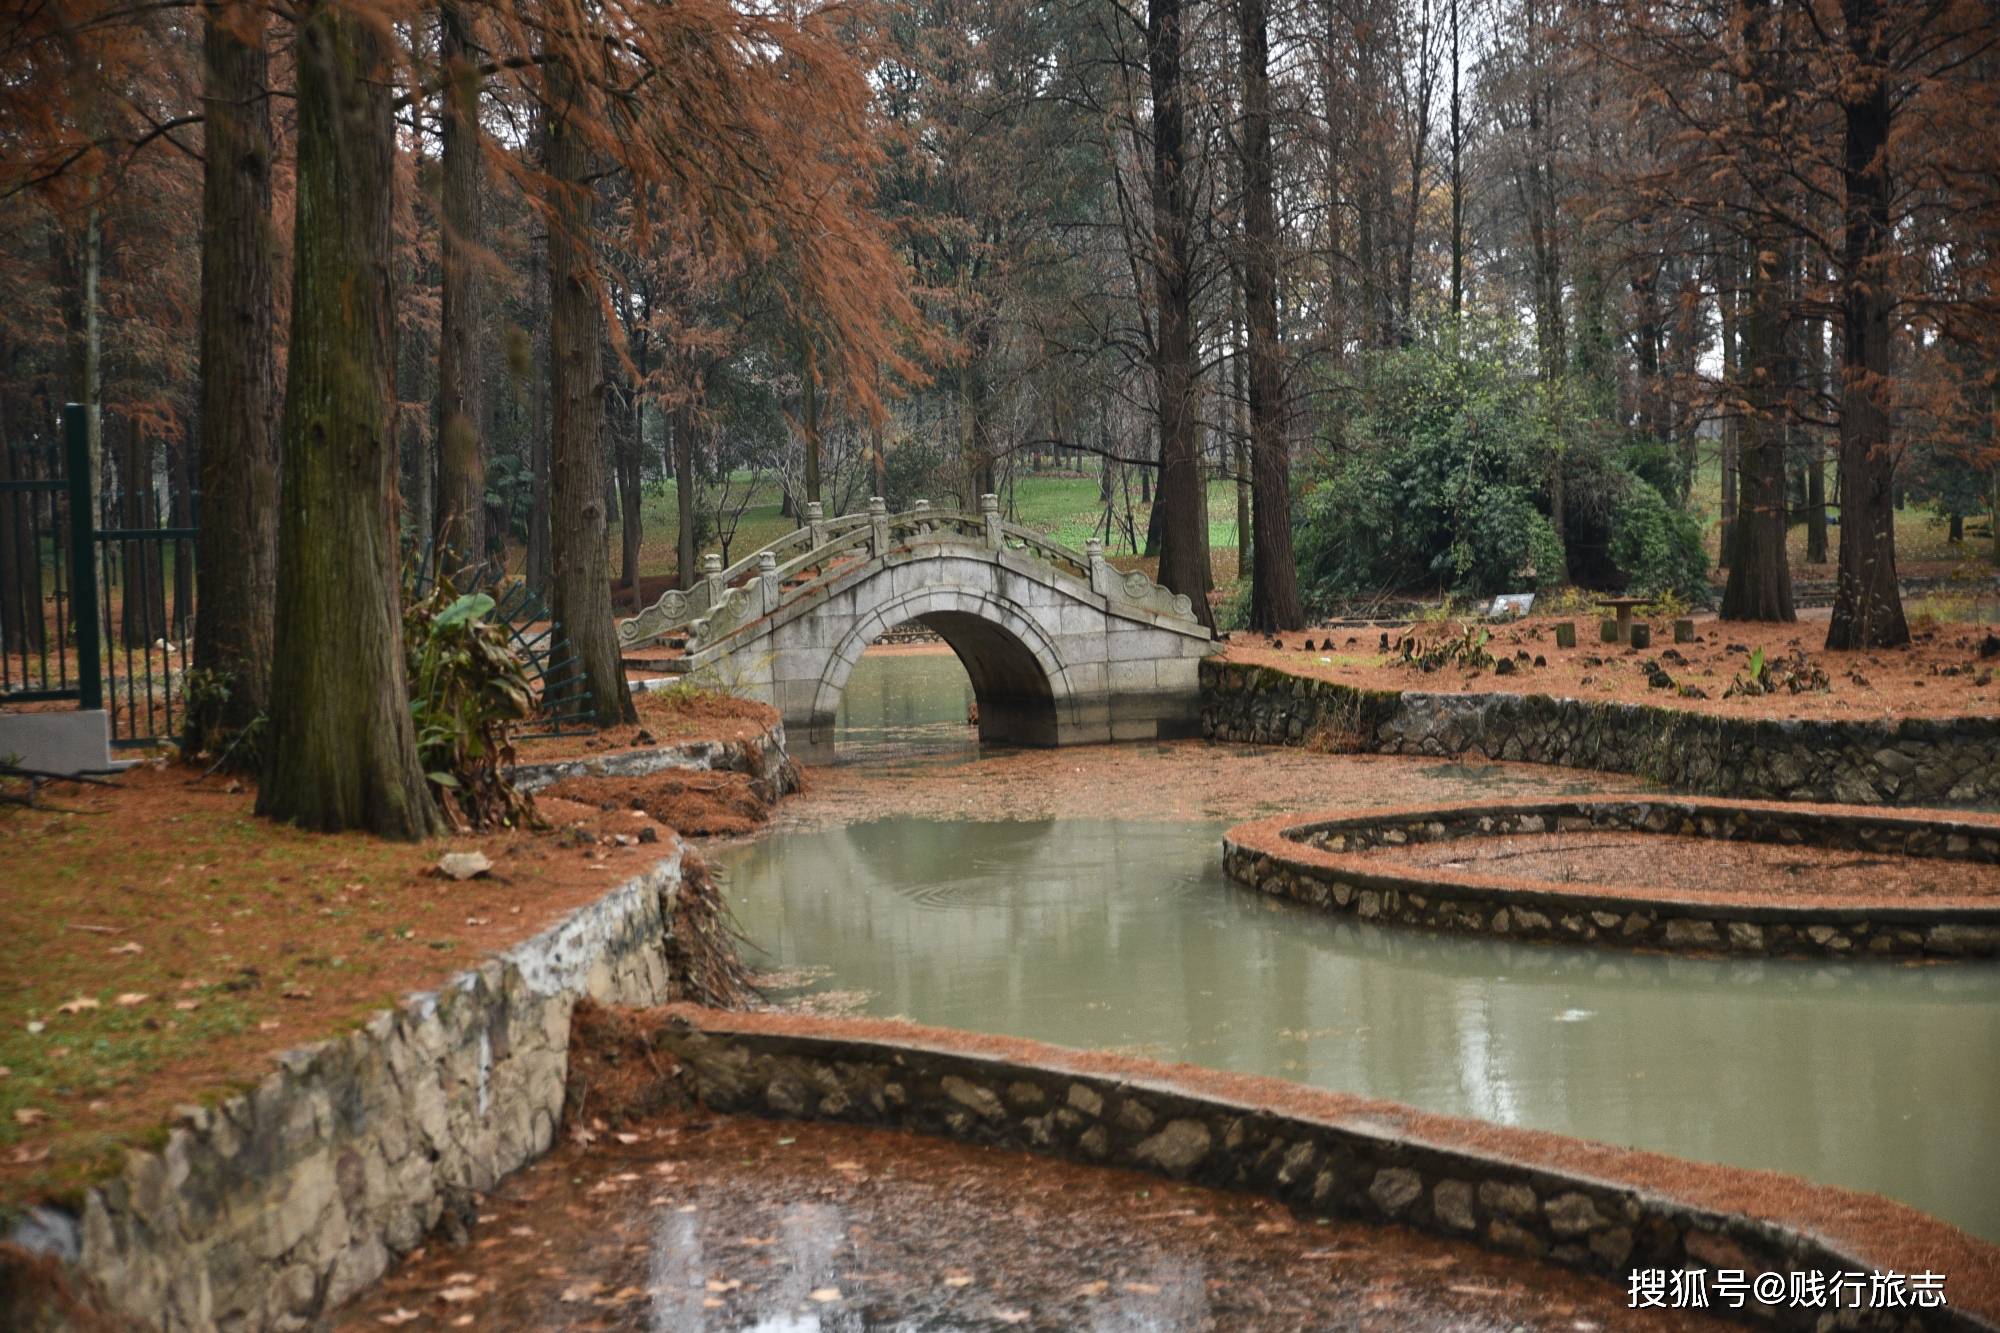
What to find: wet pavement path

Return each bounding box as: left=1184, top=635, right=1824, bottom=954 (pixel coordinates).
left=338, top=1113, right=1733, bottom=1332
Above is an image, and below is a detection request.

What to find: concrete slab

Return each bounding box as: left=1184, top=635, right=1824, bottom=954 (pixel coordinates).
left=0, top=709, right=130, bottom=775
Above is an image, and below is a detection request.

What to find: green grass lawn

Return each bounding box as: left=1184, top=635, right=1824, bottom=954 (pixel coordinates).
left=608, top=472, right=1250, bottom=586
left=1686, top=451, right=1997, bottom=574
left=601, top=455, right=1993, bottom=595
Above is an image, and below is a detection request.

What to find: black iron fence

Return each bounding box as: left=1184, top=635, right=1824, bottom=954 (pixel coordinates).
left=6, top=404, right=595, bottom=749
left=1, top=404, right=194, bottom=745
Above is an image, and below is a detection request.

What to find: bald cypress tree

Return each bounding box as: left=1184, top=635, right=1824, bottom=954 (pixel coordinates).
left=545, top=67, right=635, bottom=727
left=191, top=0, right=278, bottom=738
left=259, top=0, right=440, bottom=838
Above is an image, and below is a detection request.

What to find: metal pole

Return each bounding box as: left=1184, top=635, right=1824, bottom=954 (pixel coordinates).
left=64, top=403, right=102, bottom=711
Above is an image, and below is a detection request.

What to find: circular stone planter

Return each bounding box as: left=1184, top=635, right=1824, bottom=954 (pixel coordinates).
left=1222, top=797, right=2000, bottom=960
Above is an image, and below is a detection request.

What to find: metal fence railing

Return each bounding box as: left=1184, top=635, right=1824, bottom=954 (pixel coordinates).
left=0, top=403, right=193, bottom=746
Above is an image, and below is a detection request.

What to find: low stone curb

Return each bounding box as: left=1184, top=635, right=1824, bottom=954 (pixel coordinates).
left=1223, top=797, right=2000, bottom=960
left=1, top=850, right=693, bottom=1331
left=1200, top=659, right=2000, bottom=807
left=651, top=1011, right=1999, bottom=1332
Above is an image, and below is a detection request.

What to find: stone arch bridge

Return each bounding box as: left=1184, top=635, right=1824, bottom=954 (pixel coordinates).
left=617, top=496, right=1215, bottom=761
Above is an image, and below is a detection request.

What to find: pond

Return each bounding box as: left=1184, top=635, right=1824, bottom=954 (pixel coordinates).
left=715, top=646, right=2000, bottom=1242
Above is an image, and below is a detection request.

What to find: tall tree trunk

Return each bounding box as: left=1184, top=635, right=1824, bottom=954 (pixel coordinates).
left=1239, top=0, right=1301, bottom=631
left=1, top=369, right=47, bottom=654
left=57, top=211, right=104, bottom=526
left=799, top=323, right=822, bottom=506
left=1825, top=0, right=1907, bottom=649
left=434, top=0, right=485, bottom=565
left=616, top=383, right=643, bottom=607
left=1720, top=248, right=1793, bottom=620
left=1147, top=0, right=1213, bottom=626
left=546, top=75, right=635, bottom=725
left=871, top=411, right=886, bottom=499
left=193, top=0, right=278, bottom=734
left=1806, top=438, right=1828, bottom=564
left=1448, top=0, right=1463, bottom=327
left=525, top=225, right=551, bottom=596
left=1717, top=246, right=1740, bottom=566
left=673, top=403, right=697, bottom=591
left=259, top=0, right=440, bottom=838
left=1230, top=294, right=1251, bottom=573
left=398, top=314, right=431, bottom=550
left=1719, top=0, right=1793, bottom=622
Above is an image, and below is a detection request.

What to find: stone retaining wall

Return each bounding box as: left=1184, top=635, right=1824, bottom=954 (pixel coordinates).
left=1200, top=659, right=2000, bottom=807
left=3, top=851, right=692, bottom=1331
left=652, top=1013, right=1997, bottom=1333
left=1224, top=798, right=2000, bottom=960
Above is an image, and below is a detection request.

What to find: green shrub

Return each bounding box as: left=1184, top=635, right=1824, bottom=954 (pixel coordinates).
left=1298, top=325, right=1706, bottom=609
left=1606, top=472, right=1709, bottom=600
left=1297, top=338, right=1564, bottom=606
left=404, top=576, right=537, bottom=829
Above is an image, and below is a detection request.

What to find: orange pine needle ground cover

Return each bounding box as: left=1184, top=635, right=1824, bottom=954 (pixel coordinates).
left=512, top=688, right=776, bottom=763
left=0, top=762, right=686, bottom=1214
left=1223, top=615, right=2000, bottom=722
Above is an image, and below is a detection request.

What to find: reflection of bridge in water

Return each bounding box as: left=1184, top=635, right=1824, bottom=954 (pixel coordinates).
left=617, top=495, right=1216, bottom=762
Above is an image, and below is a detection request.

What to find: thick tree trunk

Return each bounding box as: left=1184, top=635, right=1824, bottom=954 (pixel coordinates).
left=1239, top=0, right=1301, bottom=632
left=525, top=228, right=551, bottom=596
left=1825, top=0, right=1907, bottom=650
left=434, top=0, right=485, bottom=565
left=1719, top=233, right=1793, bottom=621
left=546, top=80, right=636, bottom=726
left=259, top=0, right=440, bottom=838
left=1719, top=0, right=1792, bottom=622
left=1147, top=0, right=1213, bottom=627
left=193, top=0, right=279, bottom=733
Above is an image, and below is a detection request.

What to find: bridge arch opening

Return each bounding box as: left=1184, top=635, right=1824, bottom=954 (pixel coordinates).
left=809, top=587, right=1073, bottom=758
left=912, top=611, right=1060, bottom=747
left=832, top=625, right=976, bottom=756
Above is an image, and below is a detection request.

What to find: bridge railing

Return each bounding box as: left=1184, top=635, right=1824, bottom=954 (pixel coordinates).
left=617, top=493, right=1201, bottom=653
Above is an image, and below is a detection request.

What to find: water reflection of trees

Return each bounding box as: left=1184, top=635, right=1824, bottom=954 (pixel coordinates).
left=720, top=817, right=2000, bottom=1241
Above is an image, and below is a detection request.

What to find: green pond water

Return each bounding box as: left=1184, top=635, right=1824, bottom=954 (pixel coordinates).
left=716, top=649, right=2000, bottom=1241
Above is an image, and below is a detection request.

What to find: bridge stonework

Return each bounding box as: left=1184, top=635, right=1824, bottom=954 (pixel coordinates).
left=618, top=498, right=1216, bottom=762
